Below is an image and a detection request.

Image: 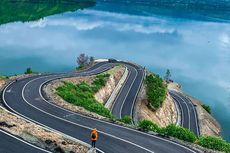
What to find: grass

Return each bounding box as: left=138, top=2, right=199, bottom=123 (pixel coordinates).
left=119, top=116, right=132, bottom=124
left=56, top=73, right=112, bottom=118
left=0, top=75, right=8, bottom=79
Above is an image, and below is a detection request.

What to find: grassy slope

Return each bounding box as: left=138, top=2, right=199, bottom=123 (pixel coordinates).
left=56, top=73, right=112, bottom=118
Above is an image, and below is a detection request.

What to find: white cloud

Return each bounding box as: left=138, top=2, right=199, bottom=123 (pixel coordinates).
left=220, top=33, right=230, bottom=48
left=81, top=10, right=166, bottom=23
left=27, top=10, right=176, bottom=34
left=29, top=19, right=47, bottom=28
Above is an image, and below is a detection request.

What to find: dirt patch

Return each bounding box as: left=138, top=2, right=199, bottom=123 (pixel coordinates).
left=0, top=79, right=5, bottom=88
left=167, top=82, right=181, bottom=92
left=134, top=82, right=177, bottom=127
left=168, top=82, right=221, bottom=136
left=0, top=108, right=88, bottom=153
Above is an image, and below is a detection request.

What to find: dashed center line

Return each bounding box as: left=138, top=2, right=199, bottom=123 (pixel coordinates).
left=63, top=113, right=76, bottom=118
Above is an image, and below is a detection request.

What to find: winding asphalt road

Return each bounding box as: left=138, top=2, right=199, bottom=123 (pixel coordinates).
left=111, top=62, right=145, bottom=119
left=2, top=61, right=198, bottom=153
left=169, top=90, right=200, bottom=136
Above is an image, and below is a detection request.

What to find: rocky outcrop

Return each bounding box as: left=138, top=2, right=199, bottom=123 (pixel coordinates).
left=134, top=83, right=177, bottom=127
left=168, top=82, right=221, bottom=136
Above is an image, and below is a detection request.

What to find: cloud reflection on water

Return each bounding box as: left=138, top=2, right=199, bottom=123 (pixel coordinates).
left=0, top=8, right=230, bottom=141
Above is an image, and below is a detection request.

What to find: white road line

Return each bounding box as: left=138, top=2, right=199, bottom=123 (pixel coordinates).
left=111, top=67, right=131, bottom=111
left=22, top=78, right=154, bottom=153
left=119, top=67, right=138, bottom=119
left=192, top=104, right=199, bottom=136
left=130, top=68, right=145, bottom=123
left=2, top=76, right=104, bottom=153
left=37, top=74, right=197, bottom=153
left=63, top=113, right=76, bottom=118
left=184, top=96, right=200, bottom=136
left=170, top=93, right=184, bottom=127
left=171, top=92, right=191, bottom=130
left=2, top=63, right=197, bottom=153
left=0, top=129, right=51, bottom=153
left=6, top=87, right=12, bottom=93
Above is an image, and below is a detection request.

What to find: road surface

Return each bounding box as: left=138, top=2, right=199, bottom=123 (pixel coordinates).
left=111, top=62, right=145, bottom=119
left=2, top=61, right=198, bottom=153
left=0, top=130, right=50, bottom=153
left=169, top=90, right=200, bottom=136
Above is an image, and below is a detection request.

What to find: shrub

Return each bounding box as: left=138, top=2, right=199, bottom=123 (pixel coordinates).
left=138, top=120, right=159, bottom=132
left=164, top=124, right=197, bottom=143
left=198, top=136, right=230, bottom=152
left=145, top=74, right=166, bottom=110
left=138, top=120, right=196, bottom=143
left=201, top=104, right=211, bottom=114
left=119, top=116, right=132, bottom=124
left=76, top=64, right=84, bottom=70
left=92, top=73, right=110, bottom=92
left=25, top=67, right=33, bottom=74
left=56, top=73, right=112, bottom=118
left=78, top=82, right=93, bottom=93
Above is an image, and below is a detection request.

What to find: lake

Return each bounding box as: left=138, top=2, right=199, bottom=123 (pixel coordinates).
left=0, top=1, right=230, bottom=141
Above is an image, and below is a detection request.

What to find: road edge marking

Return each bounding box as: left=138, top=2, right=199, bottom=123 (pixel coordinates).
left=0, top=129, right=51, bottom=153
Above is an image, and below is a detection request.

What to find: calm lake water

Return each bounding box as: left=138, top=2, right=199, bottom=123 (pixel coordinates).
left=0, top=2, right=230, bottom=141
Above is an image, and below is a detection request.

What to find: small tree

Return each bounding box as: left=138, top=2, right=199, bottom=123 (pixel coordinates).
left=25, top=67, right=33, bottom=74
left=202, top=104, right=211, bottom=114
left=164, top=69, right=171, bottom=82
left=77, top=53, right=89, bottom=66
left=89, top=56, right=95, bottom=64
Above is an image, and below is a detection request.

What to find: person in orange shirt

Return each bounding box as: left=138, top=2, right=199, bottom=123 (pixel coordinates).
left=91, top=128, right=98, bottom=148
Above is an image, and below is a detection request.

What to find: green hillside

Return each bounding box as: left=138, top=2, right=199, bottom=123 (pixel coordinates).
left=0, top=0, right=95, bottom=25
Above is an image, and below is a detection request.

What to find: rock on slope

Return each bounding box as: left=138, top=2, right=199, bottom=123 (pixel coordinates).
left=134, top=81, right=177, bottom=127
